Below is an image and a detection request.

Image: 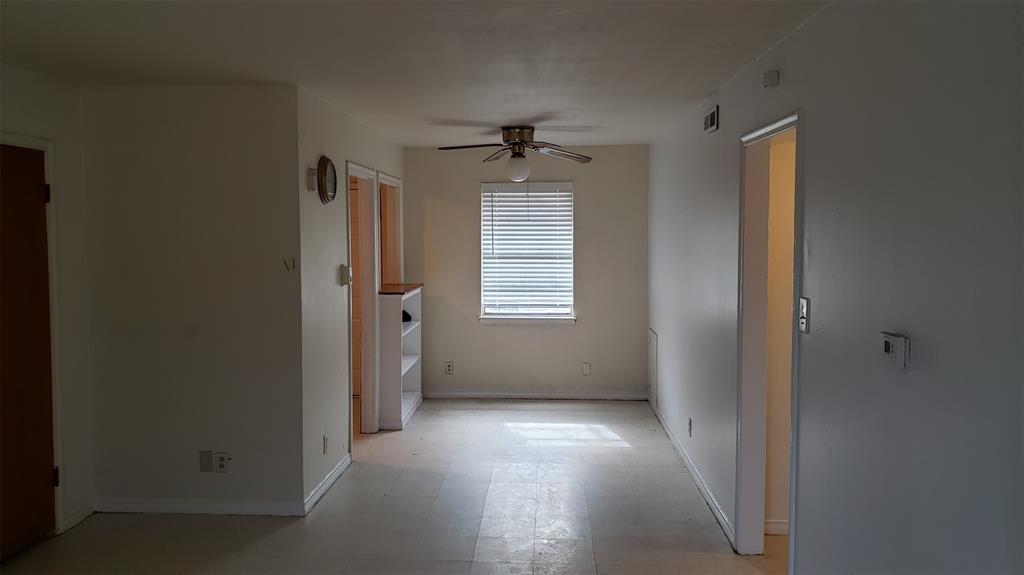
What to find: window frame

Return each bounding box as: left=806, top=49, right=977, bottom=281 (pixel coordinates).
left=479, top=181, right=576, bottom=324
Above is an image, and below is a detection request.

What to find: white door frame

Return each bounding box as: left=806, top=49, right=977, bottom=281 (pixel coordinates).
left=347, top=162, right=381, bottom=434
left=734, top=113, right=802, bottom=560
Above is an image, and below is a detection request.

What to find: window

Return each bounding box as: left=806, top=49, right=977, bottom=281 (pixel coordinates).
left=481, top=182, right=574, bottom=320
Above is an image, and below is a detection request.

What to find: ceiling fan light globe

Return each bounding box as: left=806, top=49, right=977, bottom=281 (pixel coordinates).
left=507, top=155, right=530, bottom=182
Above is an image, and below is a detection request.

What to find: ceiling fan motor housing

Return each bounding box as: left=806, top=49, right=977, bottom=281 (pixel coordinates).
left=502, top=126, right=535, bottom=144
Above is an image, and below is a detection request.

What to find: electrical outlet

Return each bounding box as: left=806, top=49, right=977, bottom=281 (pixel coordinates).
left=581, top=362, right=592, bottom=376
left=444, top=361, right=454, bottom=375
left=323, top=433, right=328, bottom=455
left=688, top=418, right=693, bottom=438
left=215, top=452, right=231, bottom=473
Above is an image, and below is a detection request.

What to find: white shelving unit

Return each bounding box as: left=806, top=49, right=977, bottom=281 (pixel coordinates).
left=378, top=284, right=423, bottom=430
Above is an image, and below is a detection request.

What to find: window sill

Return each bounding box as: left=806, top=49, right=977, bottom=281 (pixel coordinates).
left=479, top=316, right=577, bottom=326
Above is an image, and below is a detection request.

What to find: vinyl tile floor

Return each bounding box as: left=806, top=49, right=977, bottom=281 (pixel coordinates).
left=3, top=400, right=788, bottom=574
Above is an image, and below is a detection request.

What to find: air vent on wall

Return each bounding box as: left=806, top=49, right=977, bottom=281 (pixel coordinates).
left=703, top=105, right=719, bottom=133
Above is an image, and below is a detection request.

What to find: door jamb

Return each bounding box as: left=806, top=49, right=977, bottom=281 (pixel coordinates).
left=347, top=162, right=380, bottom=435
left=734, top=113, right=802, bottom=562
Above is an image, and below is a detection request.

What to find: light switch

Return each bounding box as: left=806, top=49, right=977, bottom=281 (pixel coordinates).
left=307, top=168, right=318, bottom=192
left=798, top=297, right=810, bottom=333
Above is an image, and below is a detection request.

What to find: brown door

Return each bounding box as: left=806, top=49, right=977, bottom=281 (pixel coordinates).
left=1, top=144, right=55, bottom=559
left=379, top=182, right=401, bottom=285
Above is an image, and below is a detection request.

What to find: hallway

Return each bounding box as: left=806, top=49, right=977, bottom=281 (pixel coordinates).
left=4, top=400, right=786, bottom=574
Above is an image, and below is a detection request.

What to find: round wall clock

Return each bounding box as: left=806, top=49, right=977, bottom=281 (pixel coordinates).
left=317, top=155, right=337, bottom=204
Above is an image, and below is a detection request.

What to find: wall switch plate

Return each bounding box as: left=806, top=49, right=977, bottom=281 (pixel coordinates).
left=307, top=168, right=318, bottom=191
left=880, top=332, right=911, bottom=370
left=582, top=362, right=592, bottom=376
left=338, top=264, right=351, bottom=287
left=215, top=452, right=231, bottom=473
left=798, top=297, right=810, bottom=333
left=762, top=69, right=781, bottom=88
left=444, top=361, right=454, bottom=375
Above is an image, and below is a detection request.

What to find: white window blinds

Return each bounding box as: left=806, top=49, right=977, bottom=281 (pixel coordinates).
left=481, top=182, right=574, bottom=319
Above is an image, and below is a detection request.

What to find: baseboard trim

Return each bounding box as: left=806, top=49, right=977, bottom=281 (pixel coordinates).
left=423, top=390, right=649, bottom=401
left=56, top=506, right=93, bottom=533
left=649, top=400, right=737, bottom=547
left=95, top=497, right=304, bottom=516
left=304, top=453, right=352, bottom=514
left=380, top=418, right=403, bottom=430
left=764, top=519, right=789, bottom=535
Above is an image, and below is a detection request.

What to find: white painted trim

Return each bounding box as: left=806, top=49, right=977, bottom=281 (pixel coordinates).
left=765, top=519, right=789, bottom=535
left=479, top=316, right=576, bottom=325
left=344, top=168, right=355, bottom=454
left=741, top=114, right=800, bottom=144
left=424, top=390, right=648, bottom=401
left=380, top=393, right=422, bottom=432
left=347, top=161, right=377, bottom=181
left=56, top=507, right=92, bottom=534
left=736, top=112, right=801, bottom=559
left=403, top=392, right=423, bottom=427
left=736, top=131, right=770, bottom=556
left=94, top=498, right=304, bottom=516
left=647, top=328, right=658, bottom=409
left=303, top=453, right=351, bottom=514
left=649, top=401, right=737, bottom=547
left=1, top=132, right=78, bottom=534
left=377, top=172, right=401, bottom=189
left=347, top=162, right=381, bottom=434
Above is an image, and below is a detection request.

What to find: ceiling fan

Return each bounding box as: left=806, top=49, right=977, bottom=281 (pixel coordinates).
left=437, top=126, right=591, bottom=182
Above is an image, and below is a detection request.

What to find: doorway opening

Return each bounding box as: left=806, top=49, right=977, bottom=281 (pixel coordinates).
left=735, top=115, right=800, bottom=563
left=348, top=163, right=379, bottom=435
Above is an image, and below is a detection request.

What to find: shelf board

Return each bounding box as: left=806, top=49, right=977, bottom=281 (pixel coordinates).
left=379, top=283, right=424, bottom=296
left=401, top=354, right=421, bottom=376
left=401, top=320, right=422, bottom=338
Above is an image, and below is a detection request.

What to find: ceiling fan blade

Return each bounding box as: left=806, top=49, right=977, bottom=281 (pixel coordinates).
left=534, top=125, right=600, bottom=133
left=529, top=146, right=592, bottom=164
left=528, top=141, right=562, bottom=148
left=482, top=148, right=511, bottom=162
left=437, top=143, right=504, bottom=150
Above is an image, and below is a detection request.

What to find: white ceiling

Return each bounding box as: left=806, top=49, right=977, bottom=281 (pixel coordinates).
left=1, top=1, right=821, bottom=146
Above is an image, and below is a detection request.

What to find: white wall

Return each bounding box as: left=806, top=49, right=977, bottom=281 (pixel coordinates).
left=1, top=63, right=95, bottom=530
left=83, top=85, right=306, bottom=513
left=649, top=3, right=1023, bottom=573
left=404, top=146, right=649, bottom=399
left=296, top=88, right=401, bottom=498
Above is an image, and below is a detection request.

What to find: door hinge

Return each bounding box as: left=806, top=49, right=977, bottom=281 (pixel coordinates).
left=53, top=466, right=60, bottom=487
left=43, top=184, right=51, bottom=203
